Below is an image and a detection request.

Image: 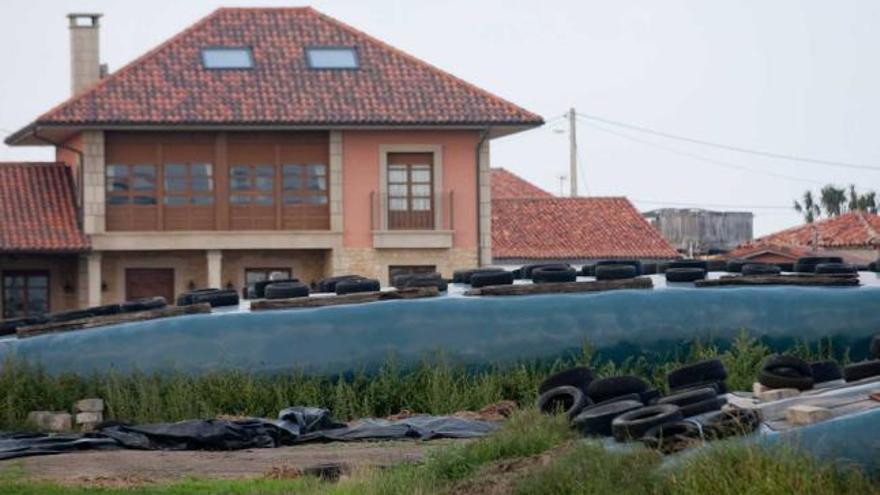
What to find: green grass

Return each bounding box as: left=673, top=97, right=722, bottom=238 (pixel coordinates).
left=1, top=331, right=841, bottom=430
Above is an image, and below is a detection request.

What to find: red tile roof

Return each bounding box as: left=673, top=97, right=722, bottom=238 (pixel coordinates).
left=491, top=168, right=553, bottom=199
left=0, top=163, right=89, bottom=253
left=726, top=243, right=816, bottom=261
left=7, top=7, right=541, bottom=143
left=751, top=211, right=880, bottom=249
left=492, top=197, right=680, bottom=261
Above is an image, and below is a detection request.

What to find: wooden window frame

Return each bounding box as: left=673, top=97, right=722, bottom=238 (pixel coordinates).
left=229, top=164, right=275, bottom=206
left=163, top=162, right=215, bottom=207
left=245, top=268, right=293, bottom=284
left=1, top=270, right=50, bottom=319
left=377, top=145, right=443, bottom=231
left=388, top=265, right=436, bottom=282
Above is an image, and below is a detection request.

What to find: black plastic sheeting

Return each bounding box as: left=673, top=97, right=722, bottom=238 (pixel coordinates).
left=0, top=406, right=497, bottom=461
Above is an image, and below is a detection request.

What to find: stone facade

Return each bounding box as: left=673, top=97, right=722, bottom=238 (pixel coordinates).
left=220, top=249, right=330, bottom=289
left=101, top=250, right=207, bottom=304
left=333, top=247, right=478, bottom=285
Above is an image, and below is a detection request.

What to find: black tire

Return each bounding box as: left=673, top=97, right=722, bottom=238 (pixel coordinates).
left=318, top=275, right=365, bottom=293
left=611, top=404, right=683, bottom=442
left=87, top=304, right=122, bottom=317
left=758, top=368, right=813, bottom=390
left=121, top=297, right=167, bottom=312
left=50, top=308, right=96, bottom=323
left=571, top=399, right=643, bottom=437
left=639, top=388, right=662, bottom=405
left=595, top=392, right=643, bottom=406
left=586, top=375, right=649, bottom=403
left=842, top=359, right=880, bottom=382
left=595, top=260, right=642, bottom=276
left=671, top=380, right=727, bottom=395
left=814, top=262, right=857, bottom=275
left=392, top=272, right=447, bottom=291
left=595, top=265, right=638, bottom=281
left=657, top=387, right=717, bottom=408
left=667, top=359, right=727, bottom=390
left=253, top=278, right=299, bottom=299
left=522, top=263, right=569, bottom=280
left=538, top=367, right=595, bottom=396
left=454, top=268, right=506, bottom=284
left=265, top=282, right=310, bottom=299
left=336, top=278, right=381, bottom=295
left=511, top=268, right=524, bottom=280
left=679, top=396, right=725, bottom=418
left=702, top=408, right=761, bottom=440
left=763, top=354, right=812, bottom=377
left=742, top=263, right=782, bottom=276
left=0, top=315, right=49, bottom=335
left=641, top=421, right=703, bottom=451
left=579, top=264, right=596, bottom=277
left=532, top=266, right=577, bottom=283
left=809, top=360, right=842, bottom=383
left=665, top=267, right=706, bottom=282
left=470, top=270, right=514, bottom=288
left=536, top=386, right=591, bottom=420
left=667, top=260, right=709, bottom=271
left=794, top=256, right=843, bottom=273
left=177, top=288, right=220, bottom=306
left=726, top=259, right=750, bottom=273
left=871, top=335, right=880, bottom=359
left=191, top=289, right=240, bottom=308
left=868, top=261, right=878, bottom=272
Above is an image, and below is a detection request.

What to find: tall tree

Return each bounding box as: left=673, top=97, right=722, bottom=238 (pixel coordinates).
left=820, top=185, right=846, bottom=217
left=793, top=191, right=820, bottom=223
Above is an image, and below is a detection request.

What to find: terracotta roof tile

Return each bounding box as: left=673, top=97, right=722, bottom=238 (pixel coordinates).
left=10, top=7, right=541, bottom=137
left=491, top=168, right=553, bottom=199
left=0, top=163, right=89, bottom=253
left=726, top=243, right=816, bottom=261
left=752, top=211, right=880, bottom=249
left=492, top=197, right=679, bottom=261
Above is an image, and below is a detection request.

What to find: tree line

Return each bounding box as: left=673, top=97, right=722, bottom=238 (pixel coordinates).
left=793, top=185, right=877, bottom=223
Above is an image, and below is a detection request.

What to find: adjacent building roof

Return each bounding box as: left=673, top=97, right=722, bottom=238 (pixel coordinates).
left=0, top=163, right=89, bottom=253
left=490, top=168, right=553, bottom=199
left=726, top=243, right=816, bottom=261
left=492, top=196, right=680, bottom=261
left=752, top=211, right=880, bottom=249
left=7, top=7, right=542, bottom=144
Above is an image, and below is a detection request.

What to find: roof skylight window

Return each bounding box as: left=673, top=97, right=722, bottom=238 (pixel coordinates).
left=306, top=47, right=359, bottom=69
left=201, top=47, right=254, bottom=69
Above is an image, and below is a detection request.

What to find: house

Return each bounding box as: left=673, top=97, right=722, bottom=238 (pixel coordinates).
left=730, top=211, right=880, bottom=265
left=490, top=168, right=679, bottom=265
left=725, top=243, right=816, bottom=264
left=642, top=208, right=754, bottom=255
left=0, top=8, right=542, bottom=318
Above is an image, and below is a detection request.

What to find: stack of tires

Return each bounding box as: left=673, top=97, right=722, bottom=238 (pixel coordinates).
left=594, top=260, right=641, bottom=281
left=249, top=278, right=300, bottom=299
left=264, top=281, right=310, bottom=299
left=317, top=275, right=381, bottom=295
left=793, top=256, right=843, bottom=274
left=741, top=263, right=781, bottom=276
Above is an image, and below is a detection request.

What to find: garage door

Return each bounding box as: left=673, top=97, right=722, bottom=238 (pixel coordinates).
left=125, top=268, right=174, bottom=303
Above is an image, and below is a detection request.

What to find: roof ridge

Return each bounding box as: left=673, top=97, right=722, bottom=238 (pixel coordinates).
left=33, top=9, right=222, bottom=125
left=306, top=8, right=543, bottom=124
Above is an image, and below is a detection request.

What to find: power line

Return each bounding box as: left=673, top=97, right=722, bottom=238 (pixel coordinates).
left=578, top=118, right=827, bottom=185
left=577, top=112, right=880, bottom=172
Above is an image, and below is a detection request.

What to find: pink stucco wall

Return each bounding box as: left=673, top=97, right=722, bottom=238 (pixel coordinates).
left=342, top=130, right=480, bottom=248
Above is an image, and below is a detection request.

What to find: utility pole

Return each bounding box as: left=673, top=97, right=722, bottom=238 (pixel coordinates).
left=568, top=107, right=578, bottom=197
left=557, top=175, right=567, bottom=196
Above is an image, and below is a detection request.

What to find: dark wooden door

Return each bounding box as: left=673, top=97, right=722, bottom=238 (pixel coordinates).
left=387, top=153, right=434, bottom=230
left=125, top=268, right=174, bottom=303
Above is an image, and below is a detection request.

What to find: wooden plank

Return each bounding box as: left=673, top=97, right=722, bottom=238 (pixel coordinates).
left=251, top=287, right=439, bottom=311
left=16, top=303, right=212, bottom=338
left=695, top=275, right=859, bottom=288
left=464, top=277, right=653, bottom=296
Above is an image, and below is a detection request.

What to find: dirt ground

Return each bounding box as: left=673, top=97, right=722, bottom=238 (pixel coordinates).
left=3, top=440, right=460, bottom=487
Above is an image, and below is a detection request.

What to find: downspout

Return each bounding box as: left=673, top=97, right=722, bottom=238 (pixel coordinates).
left=475, top=128, right=490, bottom=267
left=32, top=128, right=86, bottom=229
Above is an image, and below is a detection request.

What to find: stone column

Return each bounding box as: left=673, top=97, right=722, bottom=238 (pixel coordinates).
left=86, top=252, right=102, bottom=307
left=81, top=131, right=106, bottom=234
left=329, top=130, right=344, bottom=232
left=478, top=139, right=492, bottom=266
left=207, top=250, right=223, bottom=289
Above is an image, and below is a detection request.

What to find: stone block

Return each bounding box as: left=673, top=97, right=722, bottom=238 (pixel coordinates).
left=76, top=411, right=103, bottom=431
left=27, top=411, right=72, bottom=432
left=786, top=405, right=832, bottom=425
left=755, top=387, right=800, bottom=402
left=74, top=398, right=105, bottom=413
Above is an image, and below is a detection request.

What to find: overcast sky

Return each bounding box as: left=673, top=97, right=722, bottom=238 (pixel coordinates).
left=2, top=0, right=878, bottom=235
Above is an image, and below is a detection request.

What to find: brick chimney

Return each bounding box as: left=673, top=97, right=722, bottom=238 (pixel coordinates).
left=67, top=13, right=102, bottom=95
